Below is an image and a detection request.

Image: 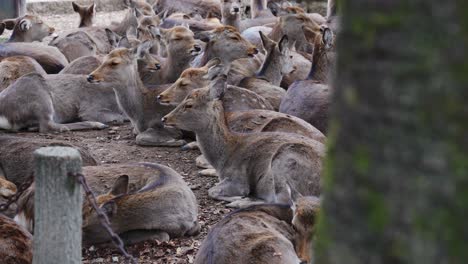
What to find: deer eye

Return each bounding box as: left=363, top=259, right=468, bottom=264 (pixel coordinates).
left=184, top=103, right=193, bottom=109
left=111, top=61, right=120, bottom=66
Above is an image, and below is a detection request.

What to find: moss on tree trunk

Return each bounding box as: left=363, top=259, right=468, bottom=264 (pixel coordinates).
left=316, top=1, right=468, bottom=263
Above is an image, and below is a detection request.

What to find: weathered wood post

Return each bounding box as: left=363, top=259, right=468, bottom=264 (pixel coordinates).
left=33, top=147, right=83, bottom=264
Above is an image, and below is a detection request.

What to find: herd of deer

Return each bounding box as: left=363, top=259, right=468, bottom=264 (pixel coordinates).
left=0, top=0, right=338, bottom=263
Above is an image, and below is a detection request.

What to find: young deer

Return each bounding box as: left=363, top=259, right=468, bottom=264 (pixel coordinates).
left=0, top=214, right=32, bottom=264
left=0, top=56, right=46, bottom=92
left=87, top=46, right=186, bottom=146
left=14, top=163, right=200, bottom=242
left=0, top=42, right=68, bottom=74
left=238, top=32, right=293, bottom=110
left=142, top=25, right=202, bottom=85
left=0, top=135, right=97, bottom=187
left=194, top=197, right=320, bottom=264
left=157, top=58, right=274, bottom=111
left=280, top=26, right=334, bottom=133
left=162, top=74, right=324, bottom=208
left=81, top=163, right=200, bottom=245
left=2, top=14, right=55, bottom=42
left=72, top=1, right=95, bottom=28
left=0, top=177, right=18, bottom=218
left=221, top=0, right=242, bottom=30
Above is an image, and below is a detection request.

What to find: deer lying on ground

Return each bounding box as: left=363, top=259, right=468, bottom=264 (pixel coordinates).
left=0, top=135, right=97, bottom=187
left=15, top=163, right=200, bottom=243
left=124, top=0, right=156, bottom=16
left=72, top=1, right=95, bottom=28
left=0, top=42, right=68, bottom=73
left=0, top=72, right=123, bottom=133
left=0, top=177, right=18, bottom=218
left=2, top=14, right=55, bottom=42
left=163, top=74, right=324, bottom=208
left=142, top=25, right=202, bottom=85
left=238, top=32, right=292, bottom=110
left=82, top=163, right=199, bottom=245
left=0, top=56, right=46, bottom=92
left=195, top=25, right=262, bottom=85
left=0, top=213, right=32, bottom=264
left=280, top=26, right=334, bottom=133
left=158, top=58, right=273, bottom=111
left=194, top=196, right=320, bottom=264
left=153, top=0, right=222, bottom=20
left=87, top=46, right=186, bottom=146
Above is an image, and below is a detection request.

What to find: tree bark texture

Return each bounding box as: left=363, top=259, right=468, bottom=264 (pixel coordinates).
left=316, top=1, right=468, bottom=264
left=33, top=147, right=83, bottom=264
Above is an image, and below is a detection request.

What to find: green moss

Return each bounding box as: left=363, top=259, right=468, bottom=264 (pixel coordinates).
left=365, top=191, right=389, bottom=232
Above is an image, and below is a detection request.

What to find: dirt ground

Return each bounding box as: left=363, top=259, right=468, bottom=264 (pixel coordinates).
left=1, top=123, right=233, bottom=263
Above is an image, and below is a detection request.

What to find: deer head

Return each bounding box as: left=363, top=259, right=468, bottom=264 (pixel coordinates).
left=72, top=1, right=95, bottom=27
left=157, top=58, right=221, bottom=105
left=162, top=68, right=227, bottom=132
left=197, top=26, right=259, bottom=65
left=82, top=175, right=129, bottom=244
left=3, top=15, right=55, bottom=42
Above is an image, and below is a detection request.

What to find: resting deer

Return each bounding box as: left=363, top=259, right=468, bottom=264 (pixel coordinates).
left=142, top=25, right=202, bottom=85
left=238, top=32, right=292, bottom=110
left=0, top=42, right=68, bottom=73
left=2, top=14, right=55, bottom=42
left=0, top=135, right=97, bottom=187
left=87, top=46, right=186, bottom=146
left=0, top=177, right=18, bottom=218
left=162, top=74, right=324, bottom=208
left=0, top=56, right=46, bottom=92
left=158, top=58, right=273, bottom=111
left=72, top=1, right=95, bottom=28
left=195, top=25, right=262, bottom=85
left=194, top=197, right=320, bottom=264
left=0, top=71, right=125, bottom=133
left=14, top=163, right=200, bottom=241
left=280, top=26, right=334, bottom=133
left=81, top=163, right=199, bottom=245
left=0, top=213, right=32, bottom=264
left=153, top=0, right=222, bottom=20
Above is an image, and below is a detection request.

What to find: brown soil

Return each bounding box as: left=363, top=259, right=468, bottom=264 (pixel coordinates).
left=1, top=124, right=233, bottom=263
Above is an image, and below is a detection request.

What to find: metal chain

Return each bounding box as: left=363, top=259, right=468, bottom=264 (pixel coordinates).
left=70, top=172, right=138, bottom=264
left=0, top=175, right=33, bottom=212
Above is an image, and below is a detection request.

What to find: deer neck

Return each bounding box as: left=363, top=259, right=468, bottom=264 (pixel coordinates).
left=8, top=30, right=25, bottom=42
left=307, top=39, right=324, bottom=80
left=162, top=50, right=193, bottom=83
left=256, top=51, right=283, bottom=86
left=79, top=16, right=93, bottom=27
left=222, top=14, right=240, bottom=30
left=196, top=101, right=239, bottom=169
left=251, top=0, right=267, bottom=18
left=114, top=65, right=147, bottom=132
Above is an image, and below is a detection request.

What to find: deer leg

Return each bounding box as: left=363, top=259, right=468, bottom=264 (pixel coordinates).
left=181, top=141, right=199, bottom=151
left=62, top=121, right=108, bottom=131
left=198, top=168, right=219, bottom=177
left=80, top=109, right=128, bottom=125
left=196, top=155, right=213, bottom=169
left=136, top=127, right=186, bottom=147
left=226, top=197, right=266, bottom=208
left=119, top=229, right=170, bottom=245
left=208, top=178, right=249, bottom=202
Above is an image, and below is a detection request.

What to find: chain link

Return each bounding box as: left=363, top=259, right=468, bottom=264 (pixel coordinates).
left=0, top=175, right=34, bottom=212
left=70, top=172, right=138, bottom=264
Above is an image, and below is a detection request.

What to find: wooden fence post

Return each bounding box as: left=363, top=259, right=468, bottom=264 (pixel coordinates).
left=33, top=147, right=83, bottom=264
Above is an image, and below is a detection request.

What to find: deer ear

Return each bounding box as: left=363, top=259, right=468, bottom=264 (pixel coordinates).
left=322, top=27, right=334, bottom=49
left=209, top=74, right=227, bottom=100
left=88, top=3, right=96, bottom=14
left=205, top=58, right=221, bottom=69
left=110, top=175, right=129, bottom=196
left=137, top=40, right=153, bottom=57
left=101, top=200, right=117, bottom=218
left=2, top=19, right=16, bottom=30
left=0, top=23, right=5, bottom=36
left=195, top=30, right=212, bottom=43
left=133, top=7, right=143, bottom=18
left=72, top=2, right=80, bottom=13
left=278, top=34, right=289, bottom=53
left=118, top=35, right=130, bottom=48
left=105, top=28, right=118, bottom=47
left=19, top=18, right=32, bottom=31
left=259, top=31, right=275, bottom=50
left=157, top=9, right=168, bottom=20
left=180, top=22, right=190, bottom=29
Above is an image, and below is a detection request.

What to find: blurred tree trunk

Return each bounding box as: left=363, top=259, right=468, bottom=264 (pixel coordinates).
left=316, top=1, right=468, bottom=264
